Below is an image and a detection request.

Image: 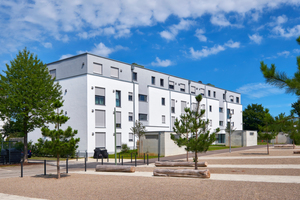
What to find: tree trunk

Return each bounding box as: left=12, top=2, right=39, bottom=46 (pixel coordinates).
left=293, top=140, right=295, bottom=149
left=23, top=132, right=28, bottom=163
left=186, top=133, right=188, bottom=161
left=153, top=169, right=210, bottom=178
left=155, top=161, right=207, bottom=167
left=267, top=141, right=269, bottom=155
left=194, top=151, right=198, bottom=170
left=57, top=154, right=60, bottom=179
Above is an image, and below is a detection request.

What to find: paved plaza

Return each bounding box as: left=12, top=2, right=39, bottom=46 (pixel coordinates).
left=0, top=146, right=299, bottom=199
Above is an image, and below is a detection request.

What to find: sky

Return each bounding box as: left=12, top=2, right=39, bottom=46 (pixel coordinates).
left=0, top=0, right=300, bottom=117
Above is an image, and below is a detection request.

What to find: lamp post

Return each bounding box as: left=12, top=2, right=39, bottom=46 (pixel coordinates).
left=114, top=107, right=117, bottom=165
left=228, top=110, right=234, bottom=153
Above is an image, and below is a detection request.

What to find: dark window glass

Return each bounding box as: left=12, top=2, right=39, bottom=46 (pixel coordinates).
left=139, top=114, right=147, bottom=121
left=95, top=95, right=105, bottom=105
left=139, top=94, right=147, bottom=102
left=162, top=98, right=165, bottom=105
left=160, top=79, right=164, bottom=87
left=133, top=72, right=137, bottom=81
left=151, top=76, right=155, bottom=85
left=116, top=91, right=121, bottom=107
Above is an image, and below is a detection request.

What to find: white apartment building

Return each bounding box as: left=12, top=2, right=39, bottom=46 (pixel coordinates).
left=29, top=53, right=243, bottom=155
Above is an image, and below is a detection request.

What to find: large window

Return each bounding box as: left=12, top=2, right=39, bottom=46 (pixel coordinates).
left=116, top=111, right=121, bottom=128
left=162, top=98, right=165, bottom=106
left=200, top=88, right=205, bottom=96
left=219, top=121, right=223, bottom=126
left=95, top=110, right=105, bottom=127
left=116, top=133, right=121, bottom=148
left=116, top=90, right=121, bottom=107
left=236, top=97, right=239, bottom=103
left=50, top=69, right=56, bottom=79
left=129, top=133, right=133, bottom=142
left=217, top=134, right=225, bottom=143
left=111, top=67, right=119, bottom=78
left=191, top=86, right=196, bottom=94
left=180, top=84, right=185, bottom=92
left=139, top=113, right=147, bottom=121
left=219, top=107, right=223, bottom=113
left=128, top=92, right=133, bottom=101
left=95, top=87, right=105, bottom=105
left=151, top=76, right=155, bottom=85
left=160, top=79, right=164, bottom=87
left=93, top=62, right=102, bottom=74
left=169, top=81, right=174, bottom=90
left=171, top=99, right=175, bottom=113
left=95, top=132, right=106, bottom=148
left=181, top=101, right=186, bottom=114
left=128, top=112, right=133, bottom=121
left=139, top=94, right=147, bottom=102
left=133, top=72, right=137, bottom=81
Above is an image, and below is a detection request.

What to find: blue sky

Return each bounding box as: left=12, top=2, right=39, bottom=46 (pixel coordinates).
left=1, top=0, right=300, bottom=117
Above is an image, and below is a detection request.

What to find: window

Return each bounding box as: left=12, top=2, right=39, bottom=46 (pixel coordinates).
left=229, top=95, right=234, bottom=102
left=231, top=122, right=234, bottom=127
left=192, top=103, right=197, bottom=111
left=50, top=69, right=56, bottom=79
left=169, top=81, right=174, bottom=90
left=200, top=88, right=205, bottom=96
left=128, top=112, right=133, bottom=121
left=95, top=132, right=106, bottom=148
left=116, top=111, right=121, bottom=128
left=95, top=110, right=105, bottom=127
left=116, top=133, right=121, bottom=148
left=227, top=109, right=231, bottom=119
left=93, top=62, right=102, bottom=74
left=219, top=121, right=223, bottom=126
left=160, top=79, right=164, bottom=87
left=129, top=133, right=133, bottom=141
left=171, top=99, right=175, bottom=113
left=209, top=120, right=212, bottom=127
left=213, top=91, right=216, bottom=98
left=116, top=91, right=121, bottom=107
left=128, top=92, right=133, bottom=101
left=139, top=94, right=147, bottom=102
left=139, top=114, right=147, bottom=121
left=236, top=97, right=239, bottom=103
left=133, top=72, right=137, bottom=81
left=217, top=134, right=225, bottom=143
left=191, top=86, right=196, bottom=94
left=151, top=76, right=155, bottom=85
left=95, top=87, right=105, bottom=105
left=111, top=67, right=119, bottom=78
left=219, top=107, right=223, bottom=113
left=201, top=104, right=205, bottom=110
left=162, top=98, right=165, bottom=106
left=172, top=116, right=175, bottom=130
left=162, top=115, right=165, bottom=124
left=181, top=101, right=186, bottom=114
left=146, top=135, right=158, bottom=139
left=223, top=94, right=226, bottom=100
left=209, top=105, right=212, bottom=112
left=250, top=132, right=254, bottom=136
left=208, top=90, right=211, bottom=97
left=180, top=84, right=185, bottom=92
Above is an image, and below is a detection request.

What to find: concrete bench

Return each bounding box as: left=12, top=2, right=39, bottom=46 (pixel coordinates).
left=95, top=165, right=135, bottom=173
left=274, top=145, right=293, bottom=149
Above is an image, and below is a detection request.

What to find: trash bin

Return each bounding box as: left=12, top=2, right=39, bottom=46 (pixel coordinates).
left=93, top=148, right=108, bottom=159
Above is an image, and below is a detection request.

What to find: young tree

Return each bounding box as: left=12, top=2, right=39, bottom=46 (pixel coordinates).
left=0, top=48, right=62, bottom=163
left=130, top=120, right=146, bottom=155
left=258, top=113, right=278, bottom=154
left=39, top=101, right=80, bottom=179
left=260, top=36, right=300, bottom=95
left=243, top=104, right=270, bottom=131
left=171, top=94, right=220, bottom=170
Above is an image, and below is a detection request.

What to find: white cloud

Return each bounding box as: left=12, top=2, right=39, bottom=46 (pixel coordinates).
left=277, top=50, right=290, bottom=57
left=190, top=39, right=240, bottom=59
left=294, top=49, right=300, bottom=53
left=43, top=42, right=52, bottom=48
left=236, top=83, right=285, bottom=99
left=249, top=34, right=263, bottom=44
left=160, top=19, right=196, bottom=40
left=194, top=29, right=207, bottom=42
left=269, top=15, right=300, bottom=38
left=1, top=1, right=300, bottom=53
left=60, top=54, right=73, bottom=60
left=151, top=57, right=172, bottom=67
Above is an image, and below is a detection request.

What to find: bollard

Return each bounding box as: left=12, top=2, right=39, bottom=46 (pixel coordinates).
left=85, top=157, right=87, bottom=172
left=66, top=156, right=68, bottom=174
left=97, top=153, right=99, bottom=162
left=122, top=156, right=123, bottom=165
left=158, top=154, right=160, bottom=161
left=86, top=151, right=88, bottom=162
left=44, top=160, right=46, bottom=175
left=76, top=151, right=79, bottom=161
left=21, top=161, right=23, bottom=178
left=147, top=154, right=149, bottom=165
left=101, top=156, right=103, bottom=165
left=119, top=153, right=120, bottom=163
left=3, top=155, right=5, bottom=165
left=144, top=153, right=145, bottom=163
left=131, top=153, right=132, bottom=163
left=9, top=142, right=11, bottom=165
left=107, top=154, right=109, bottom=163
left=135, top=154, right=137, bottom=167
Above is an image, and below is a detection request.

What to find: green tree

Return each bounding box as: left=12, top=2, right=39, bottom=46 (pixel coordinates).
left=291, top=100, right=300, bottom=117
left=0, top=48, right=62, bottom=163
left=130, top=120, right=146, bottom=155
left=260, top=36, right=300, bottom=95
left=1, top=120, right=22, bottom=140
left=243, top=104, right=270, bottom=131
left=171, top=94, right=220, bottom=170
left=39, top=101, right=80, bottom=179
left=258, top=113, right=278, bottom=154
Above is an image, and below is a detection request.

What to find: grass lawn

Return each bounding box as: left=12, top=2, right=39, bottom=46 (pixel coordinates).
left=208, top=145, right=239, bottom=151
left=107, top=149, right=162, bottom=160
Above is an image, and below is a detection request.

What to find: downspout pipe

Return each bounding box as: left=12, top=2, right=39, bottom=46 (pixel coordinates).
left=131, top=64, right=136, bottom=149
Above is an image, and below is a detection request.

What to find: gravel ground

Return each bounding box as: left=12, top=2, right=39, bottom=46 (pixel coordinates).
left=0, top=174, right=300, bottom=200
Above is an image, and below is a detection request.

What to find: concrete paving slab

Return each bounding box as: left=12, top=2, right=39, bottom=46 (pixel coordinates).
left=198, top=156, right=300, bottom=159
left=208, top=164, right=300, bottom=169
left=0, top=193, right=47, bottom=200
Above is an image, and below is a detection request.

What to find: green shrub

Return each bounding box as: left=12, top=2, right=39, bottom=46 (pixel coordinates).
left=121, top=143, right=130, bottom=153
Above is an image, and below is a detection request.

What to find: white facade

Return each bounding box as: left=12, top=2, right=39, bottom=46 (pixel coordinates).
left=29, top=53, right=243, bottom=155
